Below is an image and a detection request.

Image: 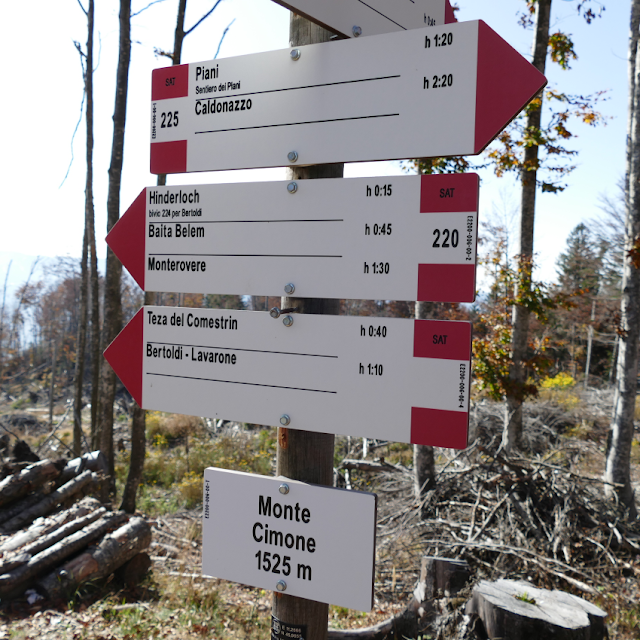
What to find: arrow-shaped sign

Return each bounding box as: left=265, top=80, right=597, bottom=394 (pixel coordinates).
left=108, top=174, right=479, bottom=303
left=270, top=0, right=456, bottom=39
left=150, top=20, right=546, bottom=174
left=105, top=307, right=471, bottom=449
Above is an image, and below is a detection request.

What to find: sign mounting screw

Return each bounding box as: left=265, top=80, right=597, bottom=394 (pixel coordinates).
left=284, top=283, right=295, bottom=295
left=290, top=48, right=301, bottom=61
left=270, top=307, right=281, bottom=319
left=276, top=580, right=287, bottom=592
left=287, top=181, right=298, bottom=194
left=280, top=414, right=291, bottom=426
left=279, top=483, right=290, bottom=495
left=282, top=316, right=294, bottom=327
left=352, top=25, right=362, bottom=37
left=287, top=151, right=299, bottom=163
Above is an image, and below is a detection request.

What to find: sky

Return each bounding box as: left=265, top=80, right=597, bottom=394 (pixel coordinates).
left=0, top=0, right=630, bottom=298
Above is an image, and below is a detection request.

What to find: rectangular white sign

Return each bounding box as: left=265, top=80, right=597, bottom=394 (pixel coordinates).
left=108, top=174, right=479, bottom=303
left=150, top=20, right=545, bottom=173
left=105, top=307, right=471, bottom=449
left=271, top=0, right=455, bottom=38
left=202, top=468, right=377, bottom=611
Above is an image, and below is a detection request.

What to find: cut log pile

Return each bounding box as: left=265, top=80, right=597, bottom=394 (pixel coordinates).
left=0, top=452, right=151, bottom=601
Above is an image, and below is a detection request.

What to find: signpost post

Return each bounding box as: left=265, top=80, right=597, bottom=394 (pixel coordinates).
left=107, top=173, right=480, bottom=303
left=149, top=20, right=546, bottom=174
left=104, top=306, right=472, bottom=449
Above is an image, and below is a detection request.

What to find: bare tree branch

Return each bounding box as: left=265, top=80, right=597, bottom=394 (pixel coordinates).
left=215, top=18, right=234, bottom=58
left=131, top=0, right=168, bottom=18
left=153, top=46, right=174, bottom=61
left=76, top=0, right=88, bottom=16
left=185, top=0, right=225, bottom=36
left=59, top=46, right=87, bottom=188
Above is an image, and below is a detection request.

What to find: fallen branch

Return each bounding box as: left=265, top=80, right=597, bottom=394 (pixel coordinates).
left=340, top=459, right=403, bottom=473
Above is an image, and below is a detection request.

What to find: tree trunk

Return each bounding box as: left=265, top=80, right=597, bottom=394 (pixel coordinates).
left=80, top=0, right=100, bottom=450
left=120, top=402, right=146, bottom=513
left=0, top=460, right=62, bottom=509
left=48, top=340, right=58, bottom=426
left=172, top=0, right=187, bottom=66
left=74, top=225, right=89, bottom=457
left=0, top=490, right=54, bottom=528
left=414, top=445, right=435, bottom=513
left=466, top=579, right=607, bottom=640
left=119, top=0, right=187, bottom=512
left=99, top=0, right=131, bottom=501
left=503, top=0, right=552, bottom=453
left=57, top=450, right=108, bottom=485
left=0, top=496, right=102, bottom=554
left=37, top=516, right=150, bottom=601
left=0, top=260, right=11, bottom=382
left=605, top=0, right=640, bottom=519
left=413, top=302, right=436, bottom=516
left=270, top=16, right=341, bottom=640
left=74, top=0, right=95, bottom=456
left=0, top=470, right=98, bottom=533
left=1, top=507, right=107, bottom=568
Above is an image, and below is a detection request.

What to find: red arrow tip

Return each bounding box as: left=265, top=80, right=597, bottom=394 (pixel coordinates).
left=106, top=189, right=146, bottom=290
left=444, top=1, right=457, bottom=24
left=475, top=21, right=547, bottom=154
left=104, top=308, right=144, bottom=407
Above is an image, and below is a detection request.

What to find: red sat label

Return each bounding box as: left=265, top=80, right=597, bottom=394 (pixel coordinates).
left=152, top=64, right=189, bottom=101
left=413, top=319, right=471, bottom=361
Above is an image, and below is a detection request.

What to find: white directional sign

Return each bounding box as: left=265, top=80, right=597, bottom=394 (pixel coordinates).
left=150, top=20, right=546, bottom=174
left=105, top=307, right=471, bottom=449
left=270, top=0, right=455, bottom=39
left=107, top=174, right=479, bottom=303
left=202, top=468, right=377, bottom=611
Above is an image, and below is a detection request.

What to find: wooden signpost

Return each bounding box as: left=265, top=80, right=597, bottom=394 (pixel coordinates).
left=269, top=0, right=456, bottom=39
left=149, top=20, right=546, bottom=173
left=105, top=307, right=471, bottom=449
left=108, top=173, right=479, bottom=303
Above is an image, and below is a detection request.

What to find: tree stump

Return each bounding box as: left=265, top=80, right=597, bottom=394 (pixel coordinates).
left=466, top=579, right=607, bottom=640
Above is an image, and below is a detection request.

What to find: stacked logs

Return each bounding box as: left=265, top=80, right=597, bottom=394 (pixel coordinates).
left=0, top=452, right=151, bottom=601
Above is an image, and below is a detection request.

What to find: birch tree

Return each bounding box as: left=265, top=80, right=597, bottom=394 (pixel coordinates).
left=604, top=0, right=640, bottom=519
left=73, top=0, right=96, bottom=457
left=99, top=0, right=131, bottom=499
